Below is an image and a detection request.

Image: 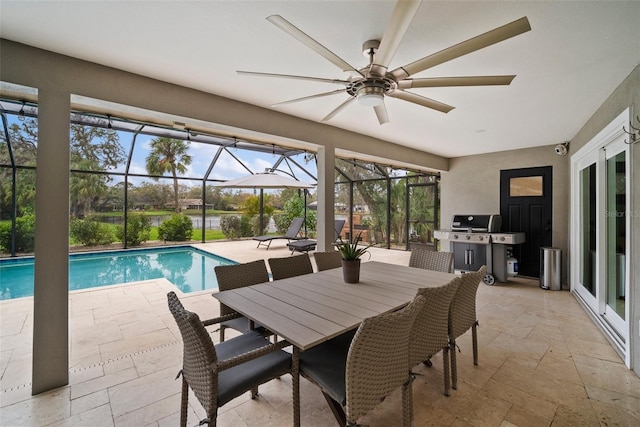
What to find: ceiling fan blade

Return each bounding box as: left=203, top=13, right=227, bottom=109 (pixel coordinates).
left=271, top=89, right=347, bottom=107
left=390, top=17, right=531, bottom=80
left=322, top=97, right=355, bottom=121
left=374, top=103, right=390, bottom=125
left=267, top=15, right=362, bottom=76
left=387, top=90, right=454, bottom=113
left=238, top=71, right=350, bottom=85
left=370, top=0, right=421, bottom=76
left=397, top=75, right=516, bottom=89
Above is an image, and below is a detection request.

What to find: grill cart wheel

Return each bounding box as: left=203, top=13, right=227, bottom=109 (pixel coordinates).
left=483, top=274, right=495, bottom=286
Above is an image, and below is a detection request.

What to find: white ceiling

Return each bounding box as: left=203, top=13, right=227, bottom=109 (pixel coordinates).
left=1, top=1, right=639, bottom=158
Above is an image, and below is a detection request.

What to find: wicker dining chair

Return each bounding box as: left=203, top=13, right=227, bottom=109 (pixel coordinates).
left=313, top=250, right=342, bottom=271
left=268, top=253, right=313, bottom=280
left=299, top=295, right=427, bottom=427
left=167, top=292, right=292, bottom=427
left=409, top=248, right=455, bottom=273
left=409, top=277, right=461, bottom=396
left=214, top=260, right=270, bottom=342
left=449, top=265, right=487, bottom=390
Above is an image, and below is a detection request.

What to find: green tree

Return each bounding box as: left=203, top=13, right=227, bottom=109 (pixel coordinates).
left=68, top=119, right=126, bottom=217
left=69, top=118, right=124, bottom=170
left=274, top=193, right=316, bottom=236
left=145, top=137, right=192, bottom=213
left=1, top=118, right=38, bottom=217
left=70, top=162, right=109, bottom=218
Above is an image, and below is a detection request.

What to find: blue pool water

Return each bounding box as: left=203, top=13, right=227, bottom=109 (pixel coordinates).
left=0, top=246, right=236, bottom=300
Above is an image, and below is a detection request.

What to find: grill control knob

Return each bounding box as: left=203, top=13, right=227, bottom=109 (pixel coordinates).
left=478, top=236, right=484, bottom=241
left=453, top=235, right=458, bottom=239
left=465, top=235, right=471, bottom=240
left=499, top=236, right=506, bottom=242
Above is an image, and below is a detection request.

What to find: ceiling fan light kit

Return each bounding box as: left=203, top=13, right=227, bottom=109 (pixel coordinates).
left=242, top=1, right=531, bottom=125
left=357, top=86, right=385, bottom=107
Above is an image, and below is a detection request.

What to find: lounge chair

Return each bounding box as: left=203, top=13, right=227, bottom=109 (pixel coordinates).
left=287, top=219, right=346, bottom=254
left=253, top=217, right=304, bottom=250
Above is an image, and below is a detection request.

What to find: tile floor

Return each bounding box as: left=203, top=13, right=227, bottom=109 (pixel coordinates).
left=1, top=241, right=639, bottom=426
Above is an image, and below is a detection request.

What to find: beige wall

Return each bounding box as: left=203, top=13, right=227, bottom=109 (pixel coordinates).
left=440, top=144, right=570, bottom=281
left=442, top=64, right=640, bottom=376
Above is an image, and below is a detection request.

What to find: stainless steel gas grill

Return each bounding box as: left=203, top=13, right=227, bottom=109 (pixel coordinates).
left=434, top=214, right=525, bottom=285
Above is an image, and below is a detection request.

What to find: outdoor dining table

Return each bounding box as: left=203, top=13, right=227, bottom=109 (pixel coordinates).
left=212, top=260, right=457, bottom=426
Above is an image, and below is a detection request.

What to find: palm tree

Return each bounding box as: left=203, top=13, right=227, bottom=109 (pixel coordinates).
left=145, top=137, right=192, bottom=213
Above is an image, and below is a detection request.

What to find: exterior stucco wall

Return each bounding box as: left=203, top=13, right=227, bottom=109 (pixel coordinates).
left=439, top=145, right=570, bottom=283
left=441, top=64, right=639, bottom=376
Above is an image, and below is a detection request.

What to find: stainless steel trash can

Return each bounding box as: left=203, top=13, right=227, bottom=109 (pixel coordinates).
left=540, top=247, right=562, bottom=290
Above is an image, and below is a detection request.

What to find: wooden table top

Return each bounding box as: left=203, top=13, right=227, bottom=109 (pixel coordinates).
left=213, top=261, right=456, bottom=350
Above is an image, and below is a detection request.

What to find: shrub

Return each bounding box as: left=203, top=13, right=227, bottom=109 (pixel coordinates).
left=220, top=215, right=242, bottom=239
left=0, top=214, right=36, bottom=253
left=240, top=214, right=254, bottom=237
left=115, top=212, right=151, bottom=246
left=70, top=217, right=114, bottom=246
left=158, top=214, right=193, bottom=241
left=273, top=212, right=291, bottom=234
left=274, top=194, right=316, bottom=235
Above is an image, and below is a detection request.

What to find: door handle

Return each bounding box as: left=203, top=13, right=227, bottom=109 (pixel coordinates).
left=469, top=249, right=474, bottom=266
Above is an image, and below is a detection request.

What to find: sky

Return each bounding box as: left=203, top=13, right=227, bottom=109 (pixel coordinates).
left=109, top=130, right=317, bottom=190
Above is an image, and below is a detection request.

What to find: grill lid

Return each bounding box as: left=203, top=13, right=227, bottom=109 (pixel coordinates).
left=451, top=214, right=502, bottom=232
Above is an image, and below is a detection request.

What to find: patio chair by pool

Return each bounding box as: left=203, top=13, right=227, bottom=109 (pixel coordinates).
left=167, top=292, right=292, bottom=427
left=409, top=277, right=461, bottom=396
left=268, top=253, right=313, bottom=280
left=449, top=265, right=487, bottom=390
left=254, top=217, right=304, bottom=250
left=299, top=294, right=426, bottom=426
left=313, top=250, right=342, bottom=271
left=214, top=259, right=270, bottom=342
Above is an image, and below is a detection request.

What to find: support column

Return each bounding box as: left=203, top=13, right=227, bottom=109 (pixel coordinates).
left=32, top=89, right=70, bottom=394
left=316, top=146, right=335, bottom=251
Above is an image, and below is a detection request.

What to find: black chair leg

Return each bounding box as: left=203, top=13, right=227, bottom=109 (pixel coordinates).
left=450, top=340, right=458, bottom=390
left=322, top=392, right=346, bottom=426
left=180, top=376, right=189, bottom=427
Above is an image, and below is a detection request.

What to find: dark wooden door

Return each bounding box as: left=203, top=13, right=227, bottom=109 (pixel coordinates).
left=500, top=166, right=553, bottom=277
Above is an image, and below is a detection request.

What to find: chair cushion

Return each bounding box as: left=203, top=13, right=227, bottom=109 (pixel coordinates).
left=299, top=330, right=356, bottom=406
left=216, top=330, right=292, bottom=406
left=288, top=239, right=317, bottom=252
left=221, top=316, right=267, bottom=336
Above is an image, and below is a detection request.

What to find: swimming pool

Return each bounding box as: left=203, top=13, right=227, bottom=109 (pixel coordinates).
left=0, top=246, right=236, bottom=300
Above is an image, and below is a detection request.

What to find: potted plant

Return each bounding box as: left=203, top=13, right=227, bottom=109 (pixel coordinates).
left=335, top=232, right=374, bottom=283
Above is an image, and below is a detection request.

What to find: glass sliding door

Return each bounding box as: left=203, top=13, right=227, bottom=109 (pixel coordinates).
left=571, top=109, right=631, bottom=361
left=580, top=163, right=597, bottom=296
left=604, top=143, right=627, bottom=332
left=575, top=153, right=599, bottom=308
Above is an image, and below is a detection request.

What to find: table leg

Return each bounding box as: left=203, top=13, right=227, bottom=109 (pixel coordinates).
left=293, top=347, right=300, bottom=427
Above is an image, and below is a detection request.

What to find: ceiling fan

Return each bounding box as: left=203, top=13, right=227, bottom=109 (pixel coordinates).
left=238, top=0, right=531, bottom=125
